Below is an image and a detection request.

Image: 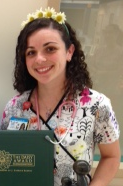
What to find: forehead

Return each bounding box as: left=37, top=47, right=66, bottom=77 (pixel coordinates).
left=27, top=28, right=63, bottom=43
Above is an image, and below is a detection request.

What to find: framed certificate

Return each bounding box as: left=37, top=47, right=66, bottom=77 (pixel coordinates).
left=0, top=130, right=54, bottom=186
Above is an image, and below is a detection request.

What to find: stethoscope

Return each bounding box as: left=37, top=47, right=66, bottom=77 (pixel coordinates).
left=35, top=89, right=77, bottom=146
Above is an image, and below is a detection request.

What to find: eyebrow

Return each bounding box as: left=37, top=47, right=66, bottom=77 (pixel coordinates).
left=26, top=46, right=34, bottom=50
left=43, top=42, right=58, bottom=46
left=26, top=42, right=58, bottom=50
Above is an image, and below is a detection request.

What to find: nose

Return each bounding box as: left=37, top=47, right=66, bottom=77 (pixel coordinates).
left=35, top=53, right=46, bottom=64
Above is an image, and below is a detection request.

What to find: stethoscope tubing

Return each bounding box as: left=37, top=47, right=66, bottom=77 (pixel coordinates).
left=46, top=101, right=77, bottom=146
left=35, top=89, right=77, bottom=146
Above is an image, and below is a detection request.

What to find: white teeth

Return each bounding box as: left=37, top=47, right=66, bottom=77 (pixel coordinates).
left=37, top=66, right=51, bottom=72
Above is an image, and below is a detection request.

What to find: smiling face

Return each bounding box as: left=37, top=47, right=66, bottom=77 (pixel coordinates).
left=25, top=28, right=74, bottom=87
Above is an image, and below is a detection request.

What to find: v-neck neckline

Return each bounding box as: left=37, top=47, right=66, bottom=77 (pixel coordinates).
left=28, top=88, right=69, bottom=124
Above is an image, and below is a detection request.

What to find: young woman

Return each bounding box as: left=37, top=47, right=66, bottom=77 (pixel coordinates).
left=1, top=7, right=120, bottom=186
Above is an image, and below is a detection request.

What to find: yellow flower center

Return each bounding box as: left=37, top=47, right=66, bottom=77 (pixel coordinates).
left=56, top=15, right=62, bottom=22
left=46, top=12, right=52, bottom=18
left=29, top=17, right=34, bottom=22
left=38, top=12, right=43, bottom=18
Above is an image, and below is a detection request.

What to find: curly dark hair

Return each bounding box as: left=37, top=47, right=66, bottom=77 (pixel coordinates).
left=14, top=18, right=92, bottom=96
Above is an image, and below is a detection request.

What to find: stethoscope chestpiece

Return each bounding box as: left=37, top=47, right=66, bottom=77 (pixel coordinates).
left=73, top=160, right=90, bottom=186
left=73, top=160, right=91, bottom=175
left=61, top=177, right=73, bottom=186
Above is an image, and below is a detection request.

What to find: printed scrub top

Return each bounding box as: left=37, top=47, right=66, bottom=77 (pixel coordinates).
left=1, top=88, right=120, bottom=186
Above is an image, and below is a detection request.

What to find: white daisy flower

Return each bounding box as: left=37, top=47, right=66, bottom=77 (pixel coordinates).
left=44, top=7, right=56, bottom=18
left=55, top=12, right=66, bottom=24
left=27, top=13, right=35, bottom=22
left=21, top=20, right=28, bottom=28
left=35, top=9, right=44, bottom=19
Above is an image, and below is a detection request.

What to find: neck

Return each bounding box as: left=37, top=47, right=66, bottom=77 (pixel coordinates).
left=34, top=83, right=66, bottom=120
left=37, top=81, right=66, bottom=101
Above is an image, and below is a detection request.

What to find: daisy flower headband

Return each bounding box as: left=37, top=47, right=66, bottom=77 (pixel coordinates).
left=21, top=7, right=67, bottom=28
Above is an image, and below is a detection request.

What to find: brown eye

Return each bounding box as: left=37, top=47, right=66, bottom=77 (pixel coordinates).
left=47, top=47, right=56, bottom=53
left=26, top=50, right=35, bottom=56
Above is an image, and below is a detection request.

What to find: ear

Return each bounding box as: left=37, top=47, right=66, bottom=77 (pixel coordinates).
left=66, top=44, right=75, bottom=62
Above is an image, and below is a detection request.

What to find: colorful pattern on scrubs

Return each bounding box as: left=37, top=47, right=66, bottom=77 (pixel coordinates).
left=1, top=88, right=120, bottom=186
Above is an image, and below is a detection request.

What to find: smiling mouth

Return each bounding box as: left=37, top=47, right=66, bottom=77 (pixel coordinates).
left=36, top=66, right=52, bottom=73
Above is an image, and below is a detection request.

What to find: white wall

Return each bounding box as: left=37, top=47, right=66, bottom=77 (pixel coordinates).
left=0, top=0, right=60, bottom=118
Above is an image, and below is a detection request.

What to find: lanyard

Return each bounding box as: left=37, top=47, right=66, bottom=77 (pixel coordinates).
left=35, top=89, right=41, bottom=130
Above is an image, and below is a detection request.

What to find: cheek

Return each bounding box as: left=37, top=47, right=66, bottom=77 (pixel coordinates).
left=48, top=54, right=58, bottom=63
left=49, top=52, right=67, bottom=64
left=25, top=62, right=30, bottom=72
left=26, top=59, right=33, bottom=69
left=25, top=61, right=34, bottom=75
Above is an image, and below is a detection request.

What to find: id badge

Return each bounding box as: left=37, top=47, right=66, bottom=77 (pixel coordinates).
left=7, top=116, right=29, bottom=130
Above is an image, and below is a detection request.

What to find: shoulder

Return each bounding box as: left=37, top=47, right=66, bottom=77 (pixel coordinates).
left=77, top=88, right=111, bottom=107
left=1, top=90, right=32, bottom=130
left=90, top=89, right=114, bottom=112
left=3, top=90, right=32, bottom=116
left=5, top=90, right=31, bottom=107
left=90, top=89, right=111, bottom=104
